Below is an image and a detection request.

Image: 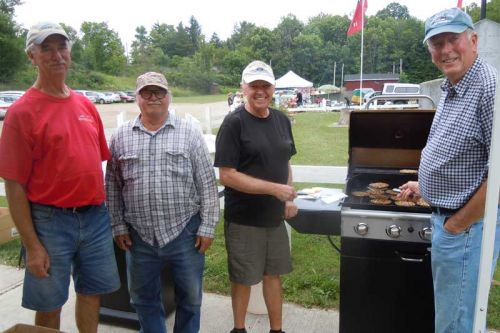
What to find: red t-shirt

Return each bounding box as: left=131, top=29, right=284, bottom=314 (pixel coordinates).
left=0, top=87, right=110, bottom=207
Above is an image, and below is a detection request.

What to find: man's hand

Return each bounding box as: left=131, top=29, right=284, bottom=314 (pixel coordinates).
left=273, top=184, right=297, bottom=202
left=26, top=244, right=50, bottom=278
left=397, top=181, right=421, bottom=201
left=443, top=216, right=467, bottom=234
left=284, top=201, right=298, bottom=219
left=114, top=234, right=132, bottom=251
left=195, top=236, right=214, bottom=254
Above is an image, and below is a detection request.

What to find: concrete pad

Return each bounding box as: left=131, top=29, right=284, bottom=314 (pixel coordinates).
left=0, top=265, right=339, bottom=333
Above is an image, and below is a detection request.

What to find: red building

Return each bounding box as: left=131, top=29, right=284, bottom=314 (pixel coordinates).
left=344, top=73, right=400, bottom=91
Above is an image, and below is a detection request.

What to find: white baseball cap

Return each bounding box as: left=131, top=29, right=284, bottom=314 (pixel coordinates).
left=241, top=60, right=275, bottom=85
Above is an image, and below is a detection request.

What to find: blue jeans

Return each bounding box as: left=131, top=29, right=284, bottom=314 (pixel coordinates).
left=431, top=208, right=500, bottom=333
left=23, top=203, right=120, bottom=311
left=127, top=214, right=205, bottom=333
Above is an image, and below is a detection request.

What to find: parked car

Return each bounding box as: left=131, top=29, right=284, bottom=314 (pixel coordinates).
left=0, top=93, right=21, bottom=120
left=0, top=100, right=11, bottom=120
left=0, top=90, right=24, bottom=97
left=363, top=90, right=383, bottom=104
left=382, top=83, right=420, bottom=104
left=351, top=88, right=374, bottom=105
left=103, top=92, right=121, bottom=103
left=74, top=90, right=99, bottom=103
left=117, top=91, right=134, bottom=102
left=95, top=92, right=114, bottom=104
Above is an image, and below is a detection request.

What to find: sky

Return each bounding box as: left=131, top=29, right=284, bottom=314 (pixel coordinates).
left=14, top=0, right=465, bottom=50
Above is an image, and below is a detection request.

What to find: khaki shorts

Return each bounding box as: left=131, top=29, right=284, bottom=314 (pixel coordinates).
left=224, top=220, right=293, bottom=285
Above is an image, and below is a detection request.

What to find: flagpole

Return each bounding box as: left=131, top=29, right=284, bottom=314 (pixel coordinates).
left=359, top=0, right=365, bottom=104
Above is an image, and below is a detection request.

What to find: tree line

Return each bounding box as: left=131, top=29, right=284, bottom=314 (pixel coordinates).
left=1, top=0, right=499, bottom=93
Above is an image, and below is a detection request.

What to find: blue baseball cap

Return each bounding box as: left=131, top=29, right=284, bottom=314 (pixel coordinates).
left=423, top=8, right=474, bottom=43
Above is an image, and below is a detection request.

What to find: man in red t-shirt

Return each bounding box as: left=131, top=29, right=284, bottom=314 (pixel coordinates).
left=0, top=22, right=119, bottom=331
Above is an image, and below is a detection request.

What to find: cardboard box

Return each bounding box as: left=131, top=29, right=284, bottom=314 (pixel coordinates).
left=0, top=207, right=19, bottom=245
left=2, top=324, right=63, bottom=333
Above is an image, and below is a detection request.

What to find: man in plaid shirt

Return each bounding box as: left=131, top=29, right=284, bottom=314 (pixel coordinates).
left=398, top=8, right=499, bottom=333
left=105, top=72, right=219, bottom=333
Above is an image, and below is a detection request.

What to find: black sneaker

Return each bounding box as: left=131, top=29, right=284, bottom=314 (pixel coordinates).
left=230, top=329, right=247, bottom=333
left=269, top=330, right=285, bottom=333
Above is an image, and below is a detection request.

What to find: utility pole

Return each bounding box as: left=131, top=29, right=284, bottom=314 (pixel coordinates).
left=333, top=61, right=337, bottom=86
left=400, top=58, right=403, bottom=74
left=393, top=62, right=395, bottom=74
left=481, top=0, right=486, bottom=19
left=341, top=63, right=344, bottom=89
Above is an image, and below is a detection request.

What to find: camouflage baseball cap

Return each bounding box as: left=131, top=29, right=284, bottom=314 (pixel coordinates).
left=136, top=72, right=169, bottom=93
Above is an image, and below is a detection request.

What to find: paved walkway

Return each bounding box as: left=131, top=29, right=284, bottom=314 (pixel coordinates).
left=0, top=265, right=338, bottom=333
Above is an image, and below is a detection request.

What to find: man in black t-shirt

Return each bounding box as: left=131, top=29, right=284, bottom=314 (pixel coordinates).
left=215, top=60, right=298, bottom=333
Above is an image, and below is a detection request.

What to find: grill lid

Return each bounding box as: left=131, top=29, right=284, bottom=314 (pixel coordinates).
left=348, top=110, right=435, bottom=173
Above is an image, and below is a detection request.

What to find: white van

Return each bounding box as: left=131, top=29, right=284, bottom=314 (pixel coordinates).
left=382, top=83, right=420, bottom=104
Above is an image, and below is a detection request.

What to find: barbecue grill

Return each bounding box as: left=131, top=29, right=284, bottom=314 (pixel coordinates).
left=287, top=109, right=436, bottom=333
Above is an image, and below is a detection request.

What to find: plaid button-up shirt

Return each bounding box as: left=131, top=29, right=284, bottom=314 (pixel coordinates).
left=419, top=57, right=497, bottom=209
left=105, top=114, right=219, bottom=247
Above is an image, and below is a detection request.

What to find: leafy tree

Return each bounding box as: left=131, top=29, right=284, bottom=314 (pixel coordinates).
left=188, top=16, right=202, bottom=52
left=150, top=23, right=175, bottom=57
left=172, top=22, right=195, bottom=56
left=239, top=26, right=276, bottom=62
left=59, top=23, right=83, bottom=64
left=209, top=32, right=222, bottom=48
left=376, top=2, right=410, bottom=20
left=0, top=0, right=24, bottom=82
left=274, top=14, right=304, bottom=49
left=468, top=0, right=500, bottom=23
left=80, top=22, right=127, bottom=75
left=0, top=0, right=21, bottom=15
left=131, top=25, right=150, bottom=64
left=227, top=21, right=256, bottom=50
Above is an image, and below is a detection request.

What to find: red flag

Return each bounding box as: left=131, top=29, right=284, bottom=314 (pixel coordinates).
left=347, top=0, right=368, bottom=36
left=457, top=0, right=463, bottom=8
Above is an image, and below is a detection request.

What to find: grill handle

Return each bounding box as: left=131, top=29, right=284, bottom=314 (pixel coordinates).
left=396, top=251, right=429, bottom=263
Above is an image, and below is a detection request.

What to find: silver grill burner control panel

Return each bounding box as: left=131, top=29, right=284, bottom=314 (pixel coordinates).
left=341, top=209, right=432, bottom=243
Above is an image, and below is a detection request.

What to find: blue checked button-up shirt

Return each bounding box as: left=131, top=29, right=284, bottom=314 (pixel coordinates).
left=419, top=57, right=497, bottom=209
left=105, top=114, right=220, bottom=247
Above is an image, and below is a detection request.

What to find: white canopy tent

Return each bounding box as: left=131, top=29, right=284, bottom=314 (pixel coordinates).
left=275, top=71, right=313, bottom=89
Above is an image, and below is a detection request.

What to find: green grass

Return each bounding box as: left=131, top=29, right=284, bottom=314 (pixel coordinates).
left=290, top=112, right=348, bottom=166
left=0, top=238, right=20, bottom=266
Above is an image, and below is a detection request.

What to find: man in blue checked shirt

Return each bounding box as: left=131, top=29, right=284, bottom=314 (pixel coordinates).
left=398, top=8, right=499, bottom=333
left=105, top=72, right=220, bottom=333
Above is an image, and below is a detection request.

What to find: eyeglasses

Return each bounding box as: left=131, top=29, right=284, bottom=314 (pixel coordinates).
left=139, top=89, right=168, bottom=100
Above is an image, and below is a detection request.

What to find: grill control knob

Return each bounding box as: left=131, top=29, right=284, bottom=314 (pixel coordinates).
left=386, top=225, right=401, bottom=238
left=354, top=223, right=369, bottom=236
left=419, top=227, right=432, bottom=241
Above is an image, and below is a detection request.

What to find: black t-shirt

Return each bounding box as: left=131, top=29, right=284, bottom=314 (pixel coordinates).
left=214, top=105, right=296, bottom=227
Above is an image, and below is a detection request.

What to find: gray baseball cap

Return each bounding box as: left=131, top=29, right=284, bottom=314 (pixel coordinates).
left=26, top=21, right=69, bottom=50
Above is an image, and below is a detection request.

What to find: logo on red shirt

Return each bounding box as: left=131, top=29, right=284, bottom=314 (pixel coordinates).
left=78, top=114, right=94, bottom=123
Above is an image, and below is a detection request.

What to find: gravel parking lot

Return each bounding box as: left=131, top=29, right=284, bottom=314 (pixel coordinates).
left=0, top=100, right=229, bottom=137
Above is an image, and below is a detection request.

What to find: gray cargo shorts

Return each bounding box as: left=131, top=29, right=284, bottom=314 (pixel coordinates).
left=224, top=220, right=293, bottom=285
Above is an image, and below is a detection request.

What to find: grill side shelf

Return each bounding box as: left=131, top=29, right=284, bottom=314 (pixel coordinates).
left=287, top=198, right=342, bottom=235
